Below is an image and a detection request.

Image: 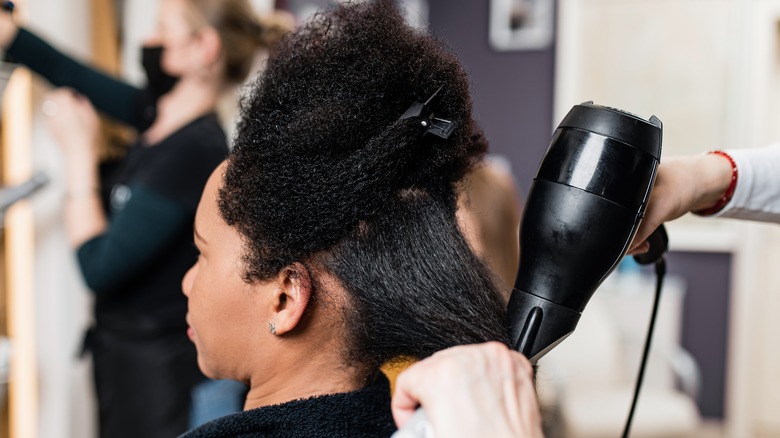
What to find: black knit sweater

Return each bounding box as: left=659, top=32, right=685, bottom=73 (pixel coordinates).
left=180, top=375, right=397, bottom=438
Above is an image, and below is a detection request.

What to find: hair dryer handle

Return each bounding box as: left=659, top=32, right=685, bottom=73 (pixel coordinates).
left=632, top=225, right=668, bottom=265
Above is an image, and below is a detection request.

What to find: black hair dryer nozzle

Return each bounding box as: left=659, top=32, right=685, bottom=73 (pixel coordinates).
left=508, top=102, right=663, bottom=362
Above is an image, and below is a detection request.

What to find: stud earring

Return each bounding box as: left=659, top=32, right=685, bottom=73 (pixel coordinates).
left=268, top=322, right=277, bottom=335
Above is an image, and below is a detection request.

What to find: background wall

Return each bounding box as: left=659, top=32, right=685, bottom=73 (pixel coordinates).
left=427, top=0, right=556, bottom=192
left=666, top=251, right=731, bottom=418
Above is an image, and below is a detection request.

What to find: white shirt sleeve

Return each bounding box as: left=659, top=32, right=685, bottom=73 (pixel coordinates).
left=712, top=143, right=780, bottom=223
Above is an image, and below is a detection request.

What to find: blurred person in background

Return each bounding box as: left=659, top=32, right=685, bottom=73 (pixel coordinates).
left=0, top=1, right=291, bottom=437
left=457, top=151, right=522, bottom=302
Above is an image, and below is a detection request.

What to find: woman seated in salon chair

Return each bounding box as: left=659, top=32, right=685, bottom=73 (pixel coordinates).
left=178, top=1, right=531, bottom=436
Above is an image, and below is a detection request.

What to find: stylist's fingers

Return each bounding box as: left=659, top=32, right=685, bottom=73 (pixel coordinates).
left=509, top=353, right=543, bottom=438
left=391, top=369, right=424, bottom=428
left=44, top=89, right=76, bottom=128
left=72, top=92, right=99, bottom=126
left=494, top=347, right=541, bottom=438
left=44, top=88, right=100, bottom=159
left=46, top=87, right=73, bottom=104
left=629, top=184, right=671, bottom=253
left=45, top=88, right=83, bottom=117
left=629, top=212, right=663, bottom=254
left=392, top=342, right=542, bottom=438
left=391, top=345, right=469, bottom=428
left=45, top=88, right=98, bottom=127
left=629, top=157, right=699, bottom=253
left=627, top=241, right=650, bottom=256
left=392, top=344, right=480, bottom=429
left=630, top=187, right=678, bottom=253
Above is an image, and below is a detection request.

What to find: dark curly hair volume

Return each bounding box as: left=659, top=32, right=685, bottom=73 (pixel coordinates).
left=220, top=0, right=508, bottom=372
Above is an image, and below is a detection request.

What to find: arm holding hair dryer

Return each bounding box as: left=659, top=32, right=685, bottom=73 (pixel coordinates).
left=631, top=143, right=780, bottom=254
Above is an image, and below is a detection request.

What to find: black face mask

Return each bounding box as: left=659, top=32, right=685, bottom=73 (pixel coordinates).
left=141, top=46, right=180, bottom=97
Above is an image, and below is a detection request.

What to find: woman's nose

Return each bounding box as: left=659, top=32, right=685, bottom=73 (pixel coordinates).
left=182, top=265, right=195, bottom=297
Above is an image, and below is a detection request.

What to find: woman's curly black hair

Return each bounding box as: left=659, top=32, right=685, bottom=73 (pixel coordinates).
left=219, top=0, right=509, bottom=371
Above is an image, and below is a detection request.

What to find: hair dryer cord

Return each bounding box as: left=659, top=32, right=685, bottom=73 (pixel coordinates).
left=622, top=257, right=666, bottom=438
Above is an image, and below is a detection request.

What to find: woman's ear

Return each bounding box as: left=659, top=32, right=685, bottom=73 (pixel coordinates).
left=269, top=263, right=312, bottom=336
left=196, top=27, right=223, bottom=67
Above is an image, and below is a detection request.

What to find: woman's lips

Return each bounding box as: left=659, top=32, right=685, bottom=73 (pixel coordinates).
left=186, top=314, right=195, bottom=340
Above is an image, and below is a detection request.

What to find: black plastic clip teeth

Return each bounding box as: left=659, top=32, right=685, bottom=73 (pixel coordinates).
left=399, top=86, right=458, bottom=140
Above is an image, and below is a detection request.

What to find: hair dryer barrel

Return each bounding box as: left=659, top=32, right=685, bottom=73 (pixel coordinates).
left=508, top=103, right=662, bottom=361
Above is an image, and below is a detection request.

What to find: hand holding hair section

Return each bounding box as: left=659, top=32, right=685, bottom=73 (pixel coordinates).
left=392, top=342, right=543, bottom=438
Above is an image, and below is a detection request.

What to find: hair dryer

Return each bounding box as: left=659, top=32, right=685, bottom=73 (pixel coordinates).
left=507, top=102, right=663, bottom=362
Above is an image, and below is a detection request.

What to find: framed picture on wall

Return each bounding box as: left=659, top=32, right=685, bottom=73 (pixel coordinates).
left=489, top=0, right=554, bottom=51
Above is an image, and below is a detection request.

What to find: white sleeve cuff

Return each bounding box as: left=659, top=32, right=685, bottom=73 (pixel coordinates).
left=713, top=144, right=780, bottom=223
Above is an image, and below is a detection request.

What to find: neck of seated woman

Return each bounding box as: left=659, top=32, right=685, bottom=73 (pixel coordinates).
left=241, top=338, right=366, bottom=411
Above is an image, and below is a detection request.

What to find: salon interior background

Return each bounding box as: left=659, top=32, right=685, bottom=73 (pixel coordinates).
left=1, top=0, right=780, bottom=437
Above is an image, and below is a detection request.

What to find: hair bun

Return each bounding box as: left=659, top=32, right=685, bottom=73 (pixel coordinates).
left=220, top=0, right=484, bottom=281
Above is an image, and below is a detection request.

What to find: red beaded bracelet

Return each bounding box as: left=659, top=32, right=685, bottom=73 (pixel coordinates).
left=693, top=150, right=738, bottom=216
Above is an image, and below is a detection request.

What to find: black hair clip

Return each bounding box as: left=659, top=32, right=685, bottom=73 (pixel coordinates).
left=399, top=86, right=458, bottom=140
